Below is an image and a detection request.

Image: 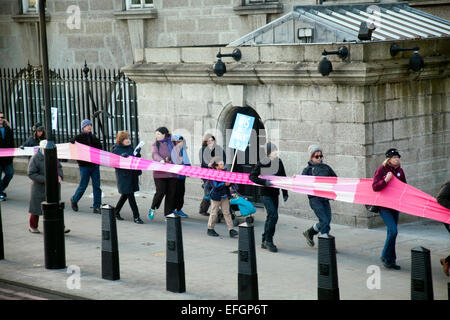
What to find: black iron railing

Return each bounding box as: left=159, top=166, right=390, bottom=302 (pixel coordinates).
left=0, top=64, right=139, bottom=152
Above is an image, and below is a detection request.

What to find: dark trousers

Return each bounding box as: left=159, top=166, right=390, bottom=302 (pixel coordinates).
left=174, top=179, right=186, bottom=211
left=309, top=197, right=332, bottom=234
left=151, top=178, right=177, bottom=216
left=115, top=193, right=140, bottom=219
left=0, top=163, right=14, bottom=193
left=262, top=195, right=279, bottom=243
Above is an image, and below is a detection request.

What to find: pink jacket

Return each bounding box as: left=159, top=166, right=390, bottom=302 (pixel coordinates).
left=152, top=139, right=177, bottom=179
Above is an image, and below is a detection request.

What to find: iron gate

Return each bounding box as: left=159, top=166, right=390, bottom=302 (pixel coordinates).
left=0, top=63, right=139, bottom=151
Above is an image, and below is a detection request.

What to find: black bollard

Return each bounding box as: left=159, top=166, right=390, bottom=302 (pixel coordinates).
left=166, top=213, right=185, bottom=293
left=42, top=141, right=66, bottom=269
left=0, top=202, right=4, bottom=260
left=411, top=246, right=433, bottom=300
left=317, top=234, right=339, bottom=300
left=101, top=204, right=120, bottom=281
left=238, top=222, right=258, bottom=300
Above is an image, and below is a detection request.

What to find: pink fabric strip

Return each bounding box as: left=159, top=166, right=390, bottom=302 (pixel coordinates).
left=2, top=143, right=449, bottom=224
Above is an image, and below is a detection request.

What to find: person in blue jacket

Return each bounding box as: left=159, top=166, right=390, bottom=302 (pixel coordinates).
left=111, top=131, right=144, bottom=224
left=171, top=134, right=190, bottom=217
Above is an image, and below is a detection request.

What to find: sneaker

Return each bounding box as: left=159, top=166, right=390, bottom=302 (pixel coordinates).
left=207, top=229, right=219, bottom=237
left=176, top=210, right=189, bottom=218
left=302, top=228, right=315, bottom=247
left=440, top=258, right=449, bottom=276
left=64, top=227, right=71, bottom=234
left=93, top=208, right=100, bottom=214
left=199, top=211, right=210, bottom=216
left=115, top=214, right=124, bottom=221
left=29, top=227, right=40, bottom=234
left=70, top=198, right=78, bottom=212
left=264, top=241, right=278, bottom=253
left=148, top=208, right=155, bottom=220
left=261, top=242, right=267, bottom=249
left=134, top=217, right=144, bottom=224
left=229, top=229, right=238, bottom=238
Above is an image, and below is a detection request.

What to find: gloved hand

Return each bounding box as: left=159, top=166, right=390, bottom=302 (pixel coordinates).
left=134, top=147, right=141, bottom=156
left=264, top=180, right=272, bottom=187
left=283, top=194, right=288, bottom=202
left=69, top=139, right=75, bottom=144
left=19, top=146, right=24, bottom=150
left=136, top=153, right=141, bottom=158
left=121, top=153, right=129, bottom=158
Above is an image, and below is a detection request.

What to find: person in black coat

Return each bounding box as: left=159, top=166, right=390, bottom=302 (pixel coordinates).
left=112, top=131, right=143, bottom=224
left=198, top=133, right=226, bottom=216
left=249, top=142, right=288, bottom=253
left=0, top=111, right=15, bottom=201
left=21, top=124, right=46, bottom=148
left=436, top=180, right=450, bottom=276
left=70, top=119, right=103, bottom=213
left=301, top=145, right=337, bottom=248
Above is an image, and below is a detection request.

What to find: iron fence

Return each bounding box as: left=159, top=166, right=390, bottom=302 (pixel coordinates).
left=0, top=64, right=139, bottom=151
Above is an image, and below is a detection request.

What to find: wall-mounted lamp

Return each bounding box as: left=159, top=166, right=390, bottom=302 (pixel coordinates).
left=318, top=46, right=348, bottom=77
left=213, top=49, right=242, bottom=77
left=390, top=43, right=424, bottom=72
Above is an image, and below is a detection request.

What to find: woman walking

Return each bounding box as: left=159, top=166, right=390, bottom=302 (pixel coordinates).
left=302, top=145, right=337, bottom=247
left=112, top=131, right=144, bottom=224
left=372, top=148, right=406, bottom=270
left=206, top=157, right=238, bottom=238
left=171, top=134, right=190, bottom=217
left=28, top=140, right=69, bottom=234
left=198, top=133, right=226, bottom=216
left=148, top=127, right=178, bottom=220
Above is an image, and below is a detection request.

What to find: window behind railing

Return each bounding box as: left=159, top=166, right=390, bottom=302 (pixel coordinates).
left=0, top=65, right=139, bottom=152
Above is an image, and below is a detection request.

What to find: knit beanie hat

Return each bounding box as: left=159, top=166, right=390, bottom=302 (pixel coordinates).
left=266, top=142, right=278, bottom=156
left=308, top=144, right=322, bottom=158
left=81, top=119, right=92, bottom=129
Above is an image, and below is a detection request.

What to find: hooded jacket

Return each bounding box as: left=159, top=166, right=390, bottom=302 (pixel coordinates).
left=302, top=161, right=337, bottom=199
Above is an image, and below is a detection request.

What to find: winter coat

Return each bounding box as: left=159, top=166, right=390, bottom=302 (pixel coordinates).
left=0, top=125, right=14, bottom=165
left=209, top=178, right=232, bottom=201
left=28, top=150, right=63, bottom=215
left=112, top=143, right=140, bottom=195
left=249, top=157, right=289, bottom=199
left=372, top=163, right=407, bottom=192
left=22, top=137, right=40, bottom=147
left=151, top=138, right=178, bottom=179
left=72, top=132, right=102, bottom=167
left=302, top=161, right=337, bottom=199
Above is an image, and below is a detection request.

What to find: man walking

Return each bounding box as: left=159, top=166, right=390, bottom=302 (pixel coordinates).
left=70, top=119, right=102, bottom=213
left=0, top=112, right=15, bottom=201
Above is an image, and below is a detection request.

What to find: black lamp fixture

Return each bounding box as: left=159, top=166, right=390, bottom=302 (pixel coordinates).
left=318, top=46, right=348, bottom=77
left=390, top=43, right=424, bottom=72
left=213, top=48, right=242, bottom=77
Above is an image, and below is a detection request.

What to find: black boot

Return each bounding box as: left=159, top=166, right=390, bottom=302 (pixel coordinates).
left=302, top=227, right=319, bottom=247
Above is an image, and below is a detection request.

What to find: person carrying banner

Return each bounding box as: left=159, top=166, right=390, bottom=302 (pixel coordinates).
left=249, top=142, right=288, bottom=253
left=0, top=111, right=15, bottom=201
left=372, top=148, right=406, bottom=270
left=171, top=134, right=190, bottom=218
left=436, top=180, right=450, bottom=276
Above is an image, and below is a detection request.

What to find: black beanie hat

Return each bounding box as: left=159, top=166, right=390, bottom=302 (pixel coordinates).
left=385, top=148, right=401, bottom=158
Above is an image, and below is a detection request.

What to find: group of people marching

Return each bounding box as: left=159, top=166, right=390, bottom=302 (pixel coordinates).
left=0, top=112, right=448, bottom=276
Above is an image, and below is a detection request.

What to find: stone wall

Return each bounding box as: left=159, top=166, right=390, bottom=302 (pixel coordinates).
left=125, top=39, right=450, bottom=228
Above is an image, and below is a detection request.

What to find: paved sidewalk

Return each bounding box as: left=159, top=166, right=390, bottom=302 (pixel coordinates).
left=0, top=174, right=448, bottom=300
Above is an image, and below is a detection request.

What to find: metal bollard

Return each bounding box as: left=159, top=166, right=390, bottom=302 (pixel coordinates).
left=101, top=204, right=120, bottom=281
left=166, top=213, right=185, bottom=293
left=42, top=202, right=66, bottom=269
left=411, top=246, right=433, bottom=300
left=317, top=234, right=340, bottom=300
left=238, top=222, right=258, bottom=300
left=0, top=202, right=4, bottom=260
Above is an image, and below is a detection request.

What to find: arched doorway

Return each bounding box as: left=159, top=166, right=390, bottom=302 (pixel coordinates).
left=222, top=106, right=266, bottom=206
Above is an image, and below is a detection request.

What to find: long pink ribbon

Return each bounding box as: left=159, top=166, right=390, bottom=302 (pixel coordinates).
left=5, top=143, right=450, bottom=224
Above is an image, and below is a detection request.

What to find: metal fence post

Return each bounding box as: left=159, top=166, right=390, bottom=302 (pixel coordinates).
left=317, top=234, right=340, bottom=300
left=238, top=222, right=258, bottom=300
left=411, top=246, right=433, bottom=300
left=101, top=204, right=120, bottom=281
left=166, top=213, right=186, bottom=293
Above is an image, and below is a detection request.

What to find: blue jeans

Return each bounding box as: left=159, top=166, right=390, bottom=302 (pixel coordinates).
left=72, top=165, right=102, bottom=208
left=379, top=208, right=399, bottom=265
left=262, top=196, right=279, bottom=243
left=309, top=197, right=332, bottom=234
left=0, top=163, right=14, bottom=193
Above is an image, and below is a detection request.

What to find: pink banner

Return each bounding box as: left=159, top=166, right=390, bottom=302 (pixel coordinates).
left=6, top=143, right=450, bottom=224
